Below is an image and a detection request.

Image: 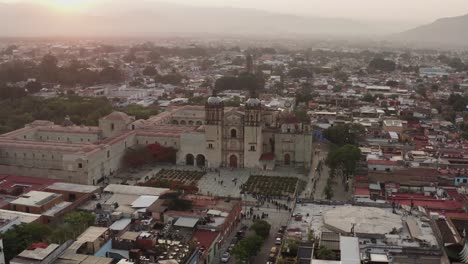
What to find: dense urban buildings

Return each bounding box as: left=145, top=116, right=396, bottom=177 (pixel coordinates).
left=1, top=2, right=468, bottom=263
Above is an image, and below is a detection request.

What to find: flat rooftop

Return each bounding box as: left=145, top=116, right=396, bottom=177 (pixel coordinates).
left=0, top=209, right=41, bottom=224
left=46, top=182, right=100, bottom=193
left=104, top=184, right=169, bottom=196
left=77, top=226, right=109, bottom=243
left=324, top=206, right=402, bottom=236
left=0, top=174, right=59, bottom=194
left=17, top=244, right=60, bottom=261
left=11, top=191, right=61, bottom=207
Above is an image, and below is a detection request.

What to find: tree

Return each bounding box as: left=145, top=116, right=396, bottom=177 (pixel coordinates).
left=333, top=71, right=349, bottom=82
left=386, top=80, right=399, bottom=87
left=232, top=235, right=264, bottom=263
left=121, top=104, right=158, bottom=120
left=316, top=246, right=335, bottom=260
left=147, top=50, right=161, bottom=63
left=154, top=73, right=184, bottom=85
left=323, top=123, right=365, bottom=146
left=100, top=67, right=124, bottom=83
left=288, top=67, right=313, bottom=78
left=214, top=73, right=264, bottom=92
left=162, top=193, right=193, bottom=211
left=25, top=81, right=42, bottom=93
left=461, top=132, right=468, bottom=140
left=251, top=220, right=271, bottom=238
left=63, top=211, right=96, bottom=227
left=368, top=58, right=396, bottom=73
left=40, top=54, right=59, bottom=82
left=416, top=86, right=427, bottom=98
left=122, top=146, right=154, bottom=168
left=323, top=180, right=333, bottom=200
left=2, top=223, right=52, bottom=262
left=142, top=66, right=158, bottom=76
left=362, top=93, right=375, bottom=103
left=326, top=144, right=362, bottom=179
left=294, top=110, right=310, bottom=123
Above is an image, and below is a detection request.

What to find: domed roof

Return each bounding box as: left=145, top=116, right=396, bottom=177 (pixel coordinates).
left=246, top=98, right=261, bottom=107
left=207, top=96, right=223, bottom=105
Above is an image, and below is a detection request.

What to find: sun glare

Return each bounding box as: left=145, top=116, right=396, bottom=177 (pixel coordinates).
left=51, top=0, right=87, bottom=11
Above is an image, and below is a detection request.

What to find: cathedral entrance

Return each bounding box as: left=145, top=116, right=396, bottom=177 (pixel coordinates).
left=284, top=153, right=291, bottom=165
left=196, top=154, right=206, bottom=167
left=229, top=155, right=238, bottom=168
left=186, top=154, right=194, bottom=166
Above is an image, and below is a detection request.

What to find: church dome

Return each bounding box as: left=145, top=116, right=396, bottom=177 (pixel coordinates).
left=246, top=98, right=261, bottom=107
left=207, top=96, right=223, bottom=105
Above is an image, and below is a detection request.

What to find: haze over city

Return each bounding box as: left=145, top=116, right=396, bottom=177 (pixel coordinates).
left=1, top=1, right=468, bottom=264
left=1, top=0, right=468, bottom=39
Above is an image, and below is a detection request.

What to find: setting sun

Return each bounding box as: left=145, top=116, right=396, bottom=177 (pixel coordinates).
left=51, top=0, right=88, bottom=11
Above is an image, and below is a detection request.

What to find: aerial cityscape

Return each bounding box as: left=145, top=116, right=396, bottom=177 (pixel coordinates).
left=1, top=1, right=468, bottom=264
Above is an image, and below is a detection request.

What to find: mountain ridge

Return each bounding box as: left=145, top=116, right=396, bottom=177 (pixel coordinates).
left=0, top=1, right=383, bottom=38
left=395, top=13, right=468, bottom=47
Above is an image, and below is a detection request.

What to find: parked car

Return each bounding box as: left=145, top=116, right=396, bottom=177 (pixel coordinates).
left=221, top=252, right=231, bottom=263
left=236, top=230, right=246, bottom=238
left=275, top=237, right=282, bottom=245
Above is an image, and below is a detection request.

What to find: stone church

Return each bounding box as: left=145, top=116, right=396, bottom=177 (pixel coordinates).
left=0, top=97, right=312, bottom=185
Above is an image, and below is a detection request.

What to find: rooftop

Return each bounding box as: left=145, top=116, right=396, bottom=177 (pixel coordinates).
left=17, top=243, right=60, bottom=261
left=104, top=184, right=169, bottom=196
left=76, top=226, right=109, bottom=243
left=46, top=182, right=100, bottom=193
left=11, top=191, right=61, bottom=207
left=0, top=209, right=41, bottom=225
left=323, top=206, right=402, bottom=237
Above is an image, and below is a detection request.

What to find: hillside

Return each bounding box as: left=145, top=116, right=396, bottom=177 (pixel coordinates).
left=396, top=14, right=468, bottom=47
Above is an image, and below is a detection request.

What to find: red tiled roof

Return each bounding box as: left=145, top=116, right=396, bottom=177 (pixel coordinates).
left=29, top=243, right=49, bottom=250
left=192, top=229, right=219, bottom=251
left=0, top=175, right=60, bottom=195
left=388, top=198, right=464, bottom=211
left=368, top=160, right=398, bottom=165
left=354, top=187, right=370, bottom=197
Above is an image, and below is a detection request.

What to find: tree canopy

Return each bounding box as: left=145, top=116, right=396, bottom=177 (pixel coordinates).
left=214, top=72, right=264, bottom=92
left=323, top=123, right=365, bottom=146
left=0, top=55, right=124, bottom=86
left=232, top=235, right=264, bottom=263
left=0, top=96, right=113, bottom=134
left=2, top=223, right=52, bottom=262
left=326, top=144, right=362, bottom=179
left=251, top=220, right=271, bottom=238
left=288, top=67, right=313, bottom=79
left=2, top=211, right=96, bottom=263
left=368, top=58, right=396, bottom=73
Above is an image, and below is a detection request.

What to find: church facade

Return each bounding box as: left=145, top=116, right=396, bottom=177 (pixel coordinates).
left=0, top=97, right=312, bottom=185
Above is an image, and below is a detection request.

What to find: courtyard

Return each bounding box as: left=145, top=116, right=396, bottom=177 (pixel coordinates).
left=242, top=175, right=299, bottom=197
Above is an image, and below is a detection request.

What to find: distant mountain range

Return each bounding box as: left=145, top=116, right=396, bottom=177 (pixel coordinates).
left=1, top=0, right=468, bottom=48
left=395, top=14, right=468, bottom=47
left=0, top=1, right=381, bottom=38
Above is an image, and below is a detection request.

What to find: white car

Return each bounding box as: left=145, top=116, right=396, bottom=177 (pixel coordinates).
left=221, top=252, right=231, bottom=263
left=275, top=237, right=282, bottom=245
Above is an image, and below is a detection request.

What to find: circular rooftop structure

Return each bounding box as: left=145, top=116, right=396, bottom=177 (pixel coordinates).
left=323, top=206, right=402, bottom=237
left=207, top=96, right=223, bottom=105
left=246, top=98, right=261, bottom=107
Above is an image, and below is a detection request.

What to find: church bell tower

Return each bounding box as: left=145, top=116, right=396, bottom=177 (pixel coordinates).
left=205, top=92, right=224, bottom=168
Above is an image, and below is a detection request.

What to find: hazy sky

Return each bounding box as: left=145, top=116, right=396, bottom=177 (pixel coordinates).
left=169, top=0, right=468, bottom=22
left=3, top=0, right=468, bottom=23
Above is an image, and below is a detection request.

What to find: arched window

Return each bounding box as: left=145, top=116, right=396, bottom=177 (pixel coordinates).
left=231, top=129, right=237, bottom=138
